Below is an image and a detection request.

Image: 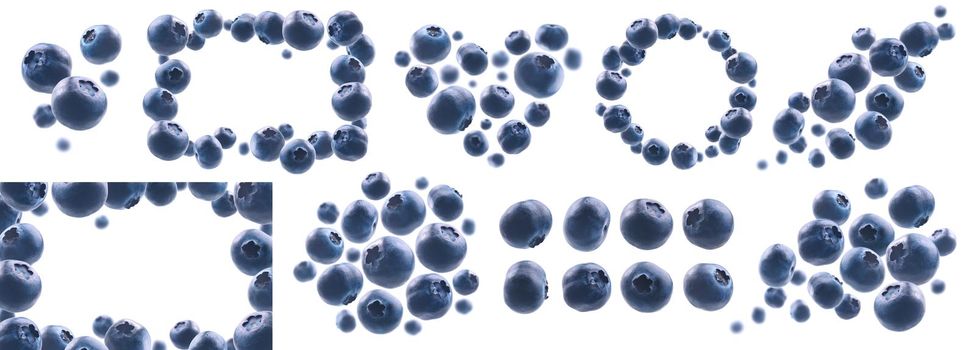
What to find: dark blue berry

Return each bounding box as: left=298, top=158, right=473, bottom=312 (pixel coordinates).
left=147, top=15, right=189, bottom=55
left=194, top=135, right=223, bottom=169
left=729, top=86, right=756, bottom=110
left=788, top=92, right=810, bottom=112
left=100, top=70, right=119, bottom=86
left=865, top=178, right=888, bottom=199
left=791, top=300, right=810, bottom=322
left=620, top=261, right=672, bottom=312
left=412, top=26, right=451, bottom=64
left=708, top=30, right=731, bottom=51
left=233, top=312, right=272, bottom=350
left=327, top=11, right=363, bottom=46
left=654, top=14, right=679, bottom=39
left=828, top=53, right=872, bottom=92
left=193, top=10, right=222, bottom=38
left=335, top=310, right=356, bottom=333
left=0, top=317, right=40, bottom=350
left=329, top=55, right=365, bottom=85
left=361, top=172, right=391, bottom=200
left=51, top=77, right=107, bottom=130
left=759, top=244, right=796, bottom=287
left=104, top=320, right=151, bottom=350
left=22, top=43, right=72, bottom=93
left=601, top=46, right=622, bottom=71
left=840, top=247, right=885, bottom=292
left=514, top=53, right=564, bottom=98
left=332, top=82, right=372, bottom=121
left=561, top=263, right=610, bottom=312
left=683, top=199, right=733, bottom=249
left=621, top=124, right=644, bottom=146
left=415, top=223, right=466, bottom=272
left=901, top=22, right=939, bottom=57
left=0, top=183, right=47, bottom=212
left=888, top=185, right=935, bottom=228
left=813, top=189, right=851, bottom=224
left=683, top=263, right=733, bottom=311
left=332, top=124, right=368, bottom=161
left=562, top=197, right=610, bottom=252
left=283, top=11, right=325, bottom=50
left=293, top=261, right=315, bottom=283
left=764, top=287, right=786, bottom=308
left=854, top=112, right=892, bottom=150
left=618, top=41, right=645, bottom=66
left=865, top=84, right=905, bottom=121
left=347, top=35, right=375, bottom=66
left=230, top=229, right=272, bottom=275
left=798, top=219, right=844, bottom=265
left=248, top=269, right=272, bottom=311
left=848, top=213, right=895, bottom=255
left=497, top=120, right=531, bottom=154
left=253, top=11, right=284, bottom=45
left=33, top=104, right=56, bottom=128
left=456, top=43, right=488, bottom=75
left=427, top=185, right=463, bottom=221
left=937, top=23, right=955, bottom=40
left=143, top=88, right=178, bottom=121
left=505, top=30, right=531, bottom=55
left=642, top=138, right=670, bottom=165
left=105, top=182, right=146, bottom=210
left=341, top=200, right=377, bottom=243
left=596, top=71, right=627, bottom=100
left=306, top=228, right=343, bottom=264
left=811, top=79, right=856, bottom=123
left=51, top=182, right=106, bottom=218
left=406, top=274, right=452, bottom=320
left=887, top=233, right=940, bottom=284
left=155, top=59, right=191, bottom=94
left=480, top=85, right=515, bottom=118
left=499, top=200, right=551, bottom=249
left=504, top=260, right=548, bottom=313
left=852, top=27, right=875, bottom=50
left=317, top=262, right=362, bottom=305
left=427, top=86, right=475, bottom=134
left=894, top=62, right=925, bottom=92
left=808, top=272, right=844, bottom=308
left=381, top=191, right=426, bottom=235
left=563, top=48, right=581, bottom=70
left=362, top=236, right=415, bottom=288
left=931, top=228, right=956, bottom=256
left=357, top=290, right=403, bottom=334
left=772, top=109, right=805, bottom=145
left=720, top=107, right=752, bottom=138
left=874, top=282, right=925, bottom=331
left=452, top=270, right=479, bottom=296
left=229, top=14, right=256, bottom=42
left=869, top=38, right=909, bottom=76
left=463, top=131, right=488, bottom=157
left=602, top=105, right=631, bottom=133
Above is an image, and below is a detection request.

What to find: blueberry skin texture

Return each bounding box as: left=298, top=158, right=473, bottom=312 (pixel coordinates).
left=811, top=79, right=855, bottom=123
left=869, top=39, right=909, bottom=76
left=808, top=272, right=845, bottom=308
left=104, top=319, right=151, bottom=350
left=341, top=200, right=377, bottom=243
left=357, top=290, right=403, bottom=334
left=329, top=55, right=365, bottom=85
left=105, top=183, right=146, bottom=210
left=281, top=10, right=324, bottom=51
left=759, top=244, right=796, bottom=287
left=835, top=294, right=861, bottom=320
left=562, top=197, right=610, bottom=252
left=560, top=263, right=611, bottom=312
left=931, top=228, right=956, bottom=256
left=415, top=223, right=467, bottom=272
left=427, top=86, right=475, bottom=134
left=51, top=182, right=107, bottom=218
left=813, top=190, right=851, bottom=225
left=233, top=312, right=272, bottom=350
left=772, top=108, right=805, bottom=144
left=764, top=287, right=786, bottom=308
left=411, top=26, right=451, bottom=64
left=825, top=128, right=856, bottom=160
left=92, top=316, right=112, bottom=338
left=40, top=324, right=73, bottom=350
left=236, top=182, right=273, bottom=225
left=51, top=77, right=107, bottom=130
left=790, top=300, right=811, bottom=322
left=331, top=125, right=368, bottom=161
left=155, top=59, right=191, bottom=94
left=405, top=66, right=438, bottom=98
left=887, top=233, right=940, bottom=284
left=875, top=282, right=925, bottom=331
left=147, top=15, right=189, bottom=56
left=601, top=46, right=622, bottom=71
left=452, top=270, right=479, bottom=296
left=332, top=82, right=372, bottom=121
left=602, top=105, right=632, bottom=133
left=170, top=320, right=199, bottom=349
left=317, top=263, right=363, bottom=306
left=900, top=22, right=939, bottom=57
left=480, top=85, right=515, bottom=118
left=641, top=138, right=670, bottom=165
left=143, top=88, right=178, bottom=121
left=620, top=262, right=672, bottom=312
left=504, top=261, right=548, bottom=314
left=188, top=331, right=225, bottom=350
left=0, top=317, right=41, bottom=350
left=683, top=199, right=734, bottom=250
left=840, top=247, right=885, bottom=292
left=514, top=53, right=564, bottom=98
left=0, top=260, right=41, bottom=313
left=595, top=71, right=627, bottom=100
left=725, top=52, right=758, bottom=84
left=888, top=185, right=935, bottom=228
left=865, top=178, right=888, bottom=199
left=335, top=310, right=356, bottom=333
left=505, top=30, right=531, bottom=55
left=306, top=228, right=343, bottom=264
left=0, top=224, right=41, bottom=263
left=428, top=185, right=464, bottom=221
left=894, top=61, right=926, bottom=92
left=497, top=120, right=532, bottom=154
left=854, top=112, right=892, bottom=150
left=248, top=269, right=273, bottom=311
left=457, top=43, right=488, bottom=75
left=347, top=35, right=376, bottom=65
left=406, top=274, right=453, bottom=320
left=230, top=229, right=273, bottom=276
left=852, top=27, right=875, bottom=50
left=362, top=236, right=415, bottom=288
left=22, top=43, right=72, bottom=93
left=193, top=135, right=223, bottom=169
left=381, top=191, right=426, bottom=235
left=798, top=219, right=844, bottom=265
left=683, top=263, right=733, bottom=311
left=279, top=139, right=316, bottom=174
left=230, top=14, right=256, bottom=42
left=463, top=131, right=489, bottom=157
left=0, top=183, right=47, bottom=212
left=500, top=200, right=552, bottom=249
left=626, top=18, right=658, bottom=49
left=720, top=107, right=753, bottom=138
left=848, top=213, right=895, bottom=255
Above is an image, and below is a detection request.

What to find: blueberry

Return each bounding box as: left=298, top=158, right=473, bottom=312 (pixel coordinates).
left=51, top=77, right=107, bottom=130
left=230, top=14, right=256, bottom=42
left=887, top=233, right=940, bottom=284
left=556, top=197, right=610, bottom=252
left=380, top=191, right=426, bottom=235
left=405, top=65, right=439, bottom=98
left=602, top=105, right=631, bottom=133
left=317, top=263, right=362, bottom=306
left=147, top=121, right=189, bottom=160
left=99, top=70, right=119, bottom=87
left=104, top=320, right=150, bottom=350
left=248, top=269, right=272, bottom=311
left=93, top=215, right=109, bottom=229
left=728, top=86, right=757, bottom=110
left=40, top=325, right=73, bottom=350
left=147, top=15, right=189, bottom=55
left=405, top=274, right=453, bottom=320
left=341, top=200, right=377, bottom=243
left=720, top=107, right=752, bottom=138
left=937, top=23, right=955, bottom=40
left=852, top=27, right=876, bottom=50
left=931, top=228, right=956, bottom=256
left=427, top=86, right=475, bottom=134
left=706, top=146, right=719, bottom=158
left=839, top=247, right=884, bottom=293
left=875, top=282, right=925, bottom=331
left=105, top=182, right=146, bottom=210
left=440, top=65, right=460, bottom=84
left=497, top=120, right=532, bottom=154
left=456, top=43, right=488, bottom=75
left=169, top=321, right=199, bottom=350
left=155, top=59, right=191, bottom=94
left=682, top=199, right=734, bottom=249
left=827, top=53, right=872, bottom=93
left=798, top=219, right=844, bottom=265
left=832, top=294, right=861, bottom=320
left=620, top=262, right=672, bottom=312
left=79, top=25, right=122, bottom=65
left=411, top=26, right=451, bottom=64
left=555, top=263, right=611, bottom=312
left=316, top=202, right=339, bottom=224
left=705, top=126, right=722, bottom=142
left=708, top=30, right=731, bottom=51
left=142, top=88, right=178, bottom=121
left=931, top=279, right=945, bottom=294
left=618, top=41, right=646, bottom=66
left=282, top=11, right=324, bottom=50
left=888, top=185, right=935, bottom=228
left=292, top=261, right=316, bottom=283
left=807, top=272, right=845, bottom=309
left=0, top=317, right=40, bottom=350
left=764, top=287, right=786, bottom=308
left=595, top=71, right=627, bottom=100
left=462, top=131, right=489, bottom=157
left=189, top=331, right=225, bottom=350
left=901, top=22, right=939, bottom=57
left=357, top=290, right=403, bottom=334
left=865, top=84, right=905, bottom=121
left=642, top=138, right=670, bottom=165
left=229, top=228, right=272, bottom=275
left=0, top=183, right=47, bottom=212
left=193, top=10, right=222, bottom=38
left=233, top=312, right=272, bottom=350
left=595, top=103, right=607, bottom=116
left=869, top=39, right=909, bottom=76
left=92, top=316, right=112, bottom=338
left=363, top=236, right=415, bottom=288
left=825, top=128, right=856, bottom=160
left=478, top=85, right=515, bottom=118
left=331, top=124, right=368, bottom=161
left=346, top=248, right=361, bottom=263
left=32, top=104, right=56, bottom=128
left=193, top=135, right=223, bottom=169
left=188, top=182, right=226, bottom=201
left=332, top=82, right=372, bottom=121
left=894, top=62, right=926, bottom=92
left=0, top=260, right=41, bottom=313
left=759, top=244, right=796, bottom=287
left=504, top=261, right=548, bottom=313
left=415, top=223, right=466, bottom=272
left=863, top=178, right=888, bottom=200
left=500, top=200, right=552, bottom=249
left=306, top=228, right=343, bottom=264
left=335, top=310, right=356, bottom=333
left=678, top=18, right=698, bottom=40
left=791, top=270, right=807, bottom=286
left=403, top=320, right=421, bottom=335
left=812, top=189, right=851, bottom=224
left=787, top=92, right=810, bottom=112
left=67, top=336, right=106, bottom=350
left=329, top=55, right=365, bottom=85
left=51, top=182, right=106, bottom=218
left=488, top=153, right=505, bottom=167
left=655, top=14, right=680, bottom=39
left=326, top=11, right=363, bottom=46
left=719, top=135, right=741, bottom=155
left=848, top=213, right=895, bottom=256
left=278, top=139, right=314, bottom=174
left=490, top=51, right=510, bottom=69
left=563, top=48, right=582, bottom=70
left=811, top=79, right=855, bottom=123
left=772, top=109, right=805, bottom=145
left=426, top=185, right=462, bottom=221
left=790, top=300, right=811, bottom=322
left=514, top=53, right=564, bottom=98
left=253, top=11, right=284, bottom=45
left=22, top=43, right=72, bottom=93
left=683, top=263, right=733, bottom=311
left=522, top=102, right=551, bottom=127
left=721, top=47, right=738, bottom=60
left=457, top=219, right=476, bottom=236
left=621, top=124, right=644, bottom=145
left=808, top=148, right=826, bottom=167
left=810, top=124, right=825, bottom=137
left=452, top=270, right=479, bottom=296
left=505, top=30, right=531, bottom=55
left=601, top=46, right=622, bottom=71
left=616, top=199, right=673, bottom=250
left=854, top=112, right=893, bottom=150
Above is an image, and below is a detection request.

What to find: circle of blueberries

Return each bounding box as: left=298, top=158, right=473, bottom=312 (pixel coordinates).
left=304, top=172, right=477, bottom=335
left=0, top=182, right=273, bottom=350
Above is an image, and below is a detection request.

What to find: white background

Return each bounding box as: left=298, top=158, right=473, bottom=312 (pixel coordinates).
left=13, top=184, right=259, bottom=345
left=1, top=0, right=974, bottom=349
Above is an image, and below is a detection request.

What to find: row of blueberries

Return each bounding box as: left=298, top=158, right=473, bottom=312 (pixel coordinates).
left=0, top=182, right=272, bottom=350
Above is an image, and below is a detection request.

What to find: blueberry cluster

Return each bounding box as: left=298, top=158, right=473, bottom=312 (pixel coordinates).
left=594, top=15, right=759, bottom=169
left=300, top=173, right=477, bottom=335
left=498, top=197, right=737, bottom=314
left=744, top=181, right=954, bottom=332
left=0, top=182, right=273, bottom=349
left=397, top=24, right=576, bottom=167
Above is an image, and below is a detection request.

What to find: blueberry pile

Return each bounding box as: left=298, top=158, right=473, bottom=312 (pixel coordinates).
left=300, top=173, right=478, bottom=335
left=594, top=15, right=759, bottom=169
left=743, top=180, right=954, bottom=332
left=396, top=24, right=578, bottom=167
left=0, top=182, right=273, bottom=350
left=498, top=197, right=738, bottom=314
